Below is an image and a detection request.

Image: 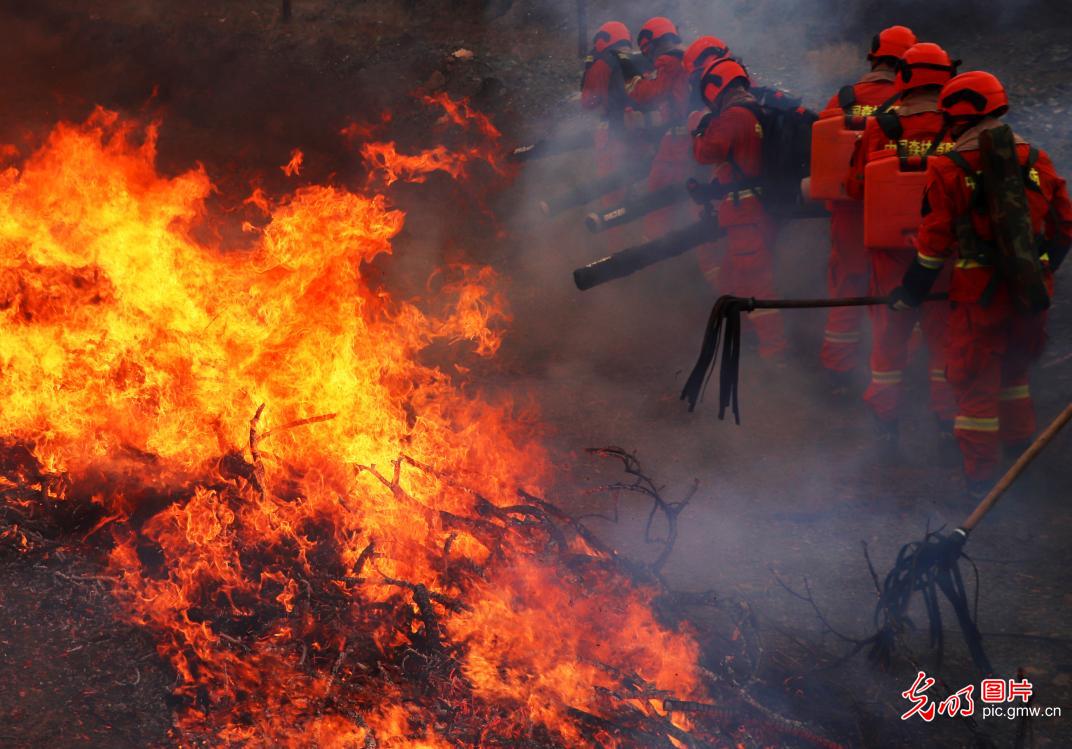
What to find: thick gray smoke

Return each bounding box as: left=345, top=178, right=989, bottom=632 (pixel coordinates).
left=495, top=1, right=1072, bottom=739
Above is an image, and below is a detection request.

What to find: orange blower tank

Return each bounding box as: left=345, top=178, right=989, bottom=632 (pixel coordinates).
left=808, top=109, right=862, bottom=201
left=863, top=153, right=929, bottom=249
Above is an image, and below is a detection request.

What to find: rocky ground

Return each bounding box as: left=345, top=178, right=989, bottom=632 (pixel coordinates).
left=1, top=1, right=1070, bottom=747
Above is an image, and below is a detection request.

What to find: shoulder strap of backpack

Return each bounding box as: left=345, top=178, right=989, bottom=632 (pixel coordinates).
left=877, top=92, right=901, bottom=113
left=924, top=124, right=950, bottom=157
left=946, top=150, right=987, bottom=214
left=837, top=85, right=856, bottom=113
left=1024, top=146, right=1042, bottom=193
left=946, top=150, right=974, bottom=176
left=875, top=111, right=903, bottom=141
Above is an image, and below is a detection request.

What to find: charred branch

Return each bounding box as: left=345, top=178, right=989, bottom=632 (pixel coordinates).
left=584, top=447, right=695, bottom=577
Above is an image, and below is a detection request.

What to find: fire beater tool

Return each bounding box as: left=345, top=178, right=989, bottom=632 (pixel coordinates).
left=680, top=294, right=948, bottom=421
left=866, top=401, right=1072, bottom=674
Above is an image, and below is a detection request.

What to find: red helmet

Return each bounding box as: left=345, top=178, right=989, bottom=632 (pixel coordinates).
left=637, top=17, right=680, bottom=56
left=698, top=58, right=750, bottom=109
left=939, top=71, right=1009, bottom=120
left=896, top=42, right=959, bottom=91
left=592, top=21, right=631, bottom=54
left=684, top=35, right=731, bottom=75
left=869, top=25, right=917, bottom=62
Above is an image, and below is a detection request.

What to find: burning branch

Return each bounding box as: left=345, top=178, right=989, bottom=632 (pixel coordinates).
left=0, top=109, right=853, bottom=748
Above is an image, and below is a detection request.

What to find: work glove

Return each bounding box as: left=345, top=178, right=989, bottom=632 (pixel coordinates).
left=690, top=112, right=712, bottom=137
left=892, top=257, right=943, bottom=310
left=686, top=177, right=726, bottom=206
left=887, top=286, right=917, bottom=311
left=616, top=52, right=645, bottom=80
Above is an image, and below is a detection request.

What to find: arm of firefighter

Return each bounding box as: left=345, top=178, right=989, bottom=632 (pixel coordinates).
left=687, top=110, right=709, bottom=135
left=580, top=58, right=612, bottom=112
left=626, top=56, right=674, bottom=106
left=891, top=260, right=941, bottom=309
left=1040, top=151, right=1072, bottom=271
left=692, top=114, right=730, bottom=166
left=914, top=175, right=956, bottom=275
left=894, top=178, right=951, bottom=308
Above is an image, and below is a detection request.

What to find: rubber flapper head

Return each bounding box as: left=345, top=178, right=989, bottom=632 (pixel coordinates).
left=870, top=526, right=992, bottom=675
left=680, top=295, right=756, bottom=422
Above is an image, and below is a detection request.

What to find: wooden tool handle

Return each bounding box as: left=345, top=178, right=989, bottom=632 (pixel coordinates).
left=961, top=402, right=1072, bottom=531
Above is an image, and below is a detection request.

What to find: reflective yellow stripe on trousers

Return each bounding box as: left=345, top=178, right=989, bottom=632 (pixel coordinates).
left=999, top=384, right=1031, bottom=401
left=954, top=415, right=1000, bottom=432
left=823, top=330, right=862, bottom=344
left=871, top=370, right=903, bottom=385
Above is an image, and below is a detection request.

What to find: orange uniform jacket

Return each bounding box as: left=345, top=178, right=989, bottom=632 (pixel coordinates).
left=845, top=99, right=952, bottom=201
left=823, top=70, right=898, bottom=118
left=692, top=98, right=765, bottom=227
left=914, top=128, right=1072, bottom=302
left=626, top=51, right=689, bottom=127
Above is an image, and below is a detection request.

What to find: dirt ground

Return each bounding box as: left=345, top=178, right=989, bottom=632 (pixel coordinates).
left=1, top=1, right=1071, bottom=747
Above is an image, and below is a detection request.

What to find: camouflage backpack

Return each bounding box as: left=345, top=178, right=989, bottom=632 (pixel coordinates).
left=946, top=124, right=1050, bottom=313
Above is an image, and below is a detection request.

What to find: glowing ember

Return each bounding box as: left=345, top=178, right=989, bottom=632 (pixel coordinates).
left=361, top=93, right=506, bottom=187
left=0, top=108, right=703, bottom=745
left=281, top=148, right=304, bottom=177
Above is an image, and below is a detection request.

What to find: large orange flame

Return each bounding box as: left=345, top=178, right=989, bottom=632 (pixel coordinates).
left=0, top=108, right=701, bottom=745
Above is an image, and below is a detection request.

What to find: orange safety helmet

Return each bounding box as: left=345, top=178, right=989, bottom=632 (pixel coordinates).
left=868, top=25, right=917, bottom=62
left=896, top=42, right=959, bottom=91
left=684, top=35, right=731, bottom=75
left=698, top=57, right=750, bottom=109
left=637, top=17, right=680, bottom=56
left=939, top=71, right=1009, bottom=120
left=592, top=21, right=631, bottom=54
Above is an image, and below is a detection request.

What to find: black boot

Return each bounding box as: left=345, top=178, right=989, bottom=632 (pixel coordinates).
left=874, top=417, right=900, bottom=463
left=965, top=477, right=992, bottom=502
left=827, top=369, right=855, bottom=397
left=1004, top=440, right=1032, bottom=461
left=934, top=416, right=960, bottom=466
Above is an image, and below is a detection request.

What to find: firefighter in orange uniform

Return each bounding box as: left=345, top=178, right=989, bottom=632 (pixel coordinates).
left=691, top=58, right=787, bottom=359
left=624, top=17, right=691, bottom=241
left=846, top=42, right=960, bottom=446
left=891, top=72, right=1072, bottom=496
left=820, top=25, right=917, bottom=387
left=683, top=36, right=731, bottom=89
left=683, top=35, right=732, bottom=291
left=580, top=22, right=637, bottom=210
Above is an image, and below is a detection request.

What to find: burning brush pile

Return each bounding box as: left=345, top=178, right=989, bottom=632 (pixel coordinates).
left=0, top=104, right=836, bottom=748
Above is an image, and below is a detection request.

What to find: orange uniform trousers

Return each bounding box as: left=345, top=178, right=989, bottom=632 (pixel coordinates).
left=864, top=247, right=956, bottom=423
left=945, top=294, right=1046, bottom=482
left=820, top=202, right=870, bottom=373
